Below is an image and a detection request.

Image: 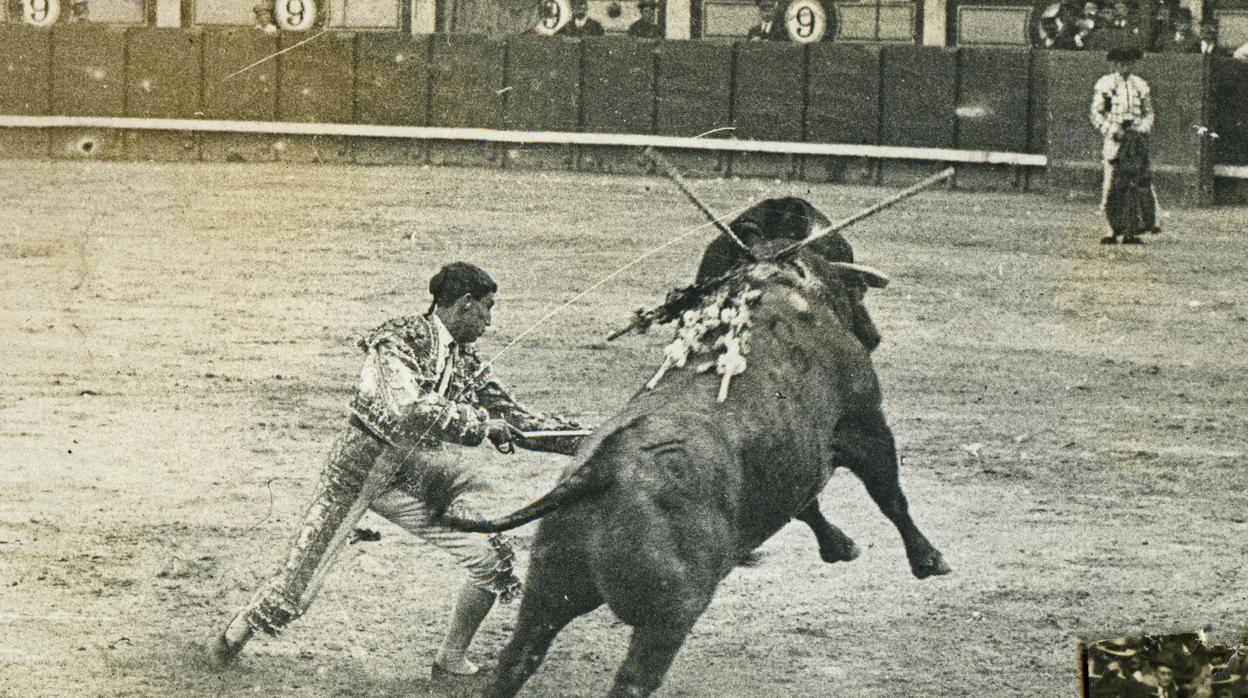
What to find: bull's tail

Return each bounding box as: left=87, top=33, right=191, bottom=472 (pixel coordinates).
left=397, top=454, right=483, bottom=519
left=438, top=425, right=632, bottom=533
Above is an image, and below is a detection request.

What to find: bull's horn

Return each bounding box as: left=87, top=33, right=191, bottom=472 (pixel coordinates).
left=827, top=262, right=890, bottom=289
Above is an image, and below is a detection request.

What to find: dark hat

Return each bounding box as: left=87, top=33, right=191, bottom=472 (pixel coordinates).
left=1209, top=646, right=1237, bottom=669
left=638, top=0, right=659, bottom=7
left=1107, top=46, right=1144, bottom=61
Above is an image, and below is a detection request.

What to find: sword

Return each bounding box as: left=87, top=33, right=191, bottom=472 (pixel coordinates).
left=519, top=429, right=595, bottom=439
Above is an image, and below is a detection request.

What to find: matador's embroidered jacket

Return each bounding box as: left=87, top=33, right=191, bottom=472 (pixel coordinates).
left=349, top=314, right=584, bottom=456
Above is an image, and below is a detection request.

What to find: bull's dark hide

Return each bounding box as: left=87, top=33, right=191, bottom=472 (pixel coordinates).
left=441, top=197, right=948, bottom=698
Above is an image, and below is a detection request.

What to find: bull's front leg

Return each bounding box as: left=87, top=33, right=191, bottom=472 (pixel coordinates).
left=795, top=500, right=861, bottom=564
left=836, top=410, right=951, bottom=580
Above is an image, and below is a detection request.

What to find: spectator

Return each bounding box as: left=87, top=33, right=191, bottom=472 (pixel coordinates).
left=1197, top=17, right=1225, bottom=55
left=1073, top=1, right=1103, bottom=49
left=1157, top=8, right=1200, bottom=52
left=1090, top=639, right=1154, bottom=698
left=253, top=1, right=279, bottom=33
left=746, top=0, right=787, bottom=41
left=1039, top=1, right=1078, bottom=49
left=1151, top=658, right=1182, bottom=698
left=1182, top=662, right=1214, bottom=698
left=1149, top=4, right=1172, bottom=50
left=627, top=0, right=663, bottom=37
left=1099, top=0, right=1146, bottom=50
left=1210, top=673, right=1241, bottom=698
left=556, top=0, right=605, bottom=36
left=1106, top=0, right=1131, bottom=30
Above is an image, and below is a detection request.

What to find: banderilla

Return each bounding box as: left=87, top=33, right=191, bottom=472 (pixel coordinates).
left=607, top=165, right=955, bottom=341
left=644, top=147, right=756, bottom=259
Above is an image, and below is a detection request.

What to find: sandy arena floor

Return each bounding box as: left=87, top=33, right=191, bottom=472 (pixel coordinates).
left=2, top=160, right=1246, bottom=697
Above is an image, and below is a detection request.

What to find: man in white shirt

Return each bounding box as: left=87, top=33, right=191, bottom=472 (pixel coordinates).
left=1090, top=46, right=1161, bottom=243
left=212, top=262, right=587, bottom=677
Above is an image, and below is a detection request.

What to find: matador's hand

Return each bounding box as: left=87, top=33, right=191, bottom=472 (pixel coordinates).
left=486, top=419, right=523, bottom=454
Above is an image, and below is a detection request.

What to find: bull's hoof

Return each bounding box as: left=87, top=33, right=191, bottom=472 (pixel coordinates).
left=911, top=552, right=952, bottom=580
left=432, top=662, right=492, bottom=698
left=819, top=541, right=861, bottom=565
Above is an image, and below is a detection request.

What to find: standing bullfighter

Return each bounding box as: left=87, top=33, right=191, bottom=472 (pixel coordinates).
left=212, top=262, right=586, bottom=676
left=1091, top=45, right=1161, bottom=244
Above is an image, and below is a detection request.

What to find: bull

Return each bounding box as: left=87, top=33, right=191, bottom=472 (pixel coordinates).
left=440, top=197, right=950, bottom=697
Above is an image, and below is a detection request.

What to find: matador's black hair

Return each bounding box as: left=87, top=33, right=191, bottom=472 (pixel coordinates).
left=426, top=262, right=497, bottom=316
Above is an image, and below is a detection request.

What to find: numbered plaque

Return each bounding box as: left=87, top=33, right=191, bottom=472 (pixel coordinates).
left=274, top=0, right=317, bottom=31
left=20, top=0, right=62, bottom=27
left=533, top=0, right=570, bottom=35
left=784, top=0, right=827, bottom=43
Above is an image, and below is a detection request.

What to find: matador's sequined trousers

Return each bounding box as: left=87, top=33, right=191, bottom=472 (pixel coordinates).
left=238, top=420, right=520, bottom=636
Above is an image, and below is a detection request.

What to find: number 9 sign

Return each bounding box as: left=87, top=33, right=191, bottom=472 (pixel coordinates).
left=20, top=0, right=62, bottom=27
left=274, top=0, right=317, bottom=31
left=532, top=0, right=570, bottom=35
left=783, top=0, right=827, bottom=43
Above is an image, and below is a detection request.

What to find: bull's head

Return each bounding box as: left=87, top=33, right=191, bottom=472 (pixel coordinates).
left=801, top=253, right=886, bottom=352
left=694, top=197, right=887, bottom=351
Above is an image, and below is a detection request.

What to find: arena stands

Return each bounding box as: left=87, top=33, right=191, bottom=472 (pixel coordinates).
left=1, top=0, right=1246, bottom=201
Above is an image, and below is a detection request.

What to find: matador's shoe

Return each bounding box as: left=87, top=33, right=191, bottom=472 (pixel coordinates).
left=209, top=614, right=254, bottom=669
left=432, top=657, right=481, bottom=678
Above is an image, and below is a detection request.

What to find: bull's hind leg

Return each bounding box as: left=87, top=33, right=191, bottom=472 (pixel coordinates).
left=796, top=500, right=861, bottom=564
left=837, top=410, right=950, bottom=579
left=608, top=621, right=698, bottom=698
left=483, top=550, right=603, bottom=698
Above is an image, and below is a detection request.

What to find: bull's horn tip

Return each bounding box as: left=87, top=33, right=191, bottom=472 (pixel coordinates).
left=828, top=262, right=890, bottom=288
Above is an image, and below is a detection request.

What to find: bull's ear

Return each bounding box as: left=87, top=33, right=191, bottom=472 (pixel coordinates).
left=827, top=262, right=890, bottom=289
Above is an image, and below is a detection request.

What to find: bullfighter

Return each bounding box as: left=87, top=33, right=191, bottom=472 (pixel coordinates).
left=211, top=262, right=586, bottom=677
left=1090, top=45, right=1161, bottom=244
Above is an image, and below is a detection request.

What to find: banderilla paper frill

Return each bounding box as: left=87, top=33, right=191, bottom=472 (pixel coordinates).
left=645, top=284, right=763, bottom=403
